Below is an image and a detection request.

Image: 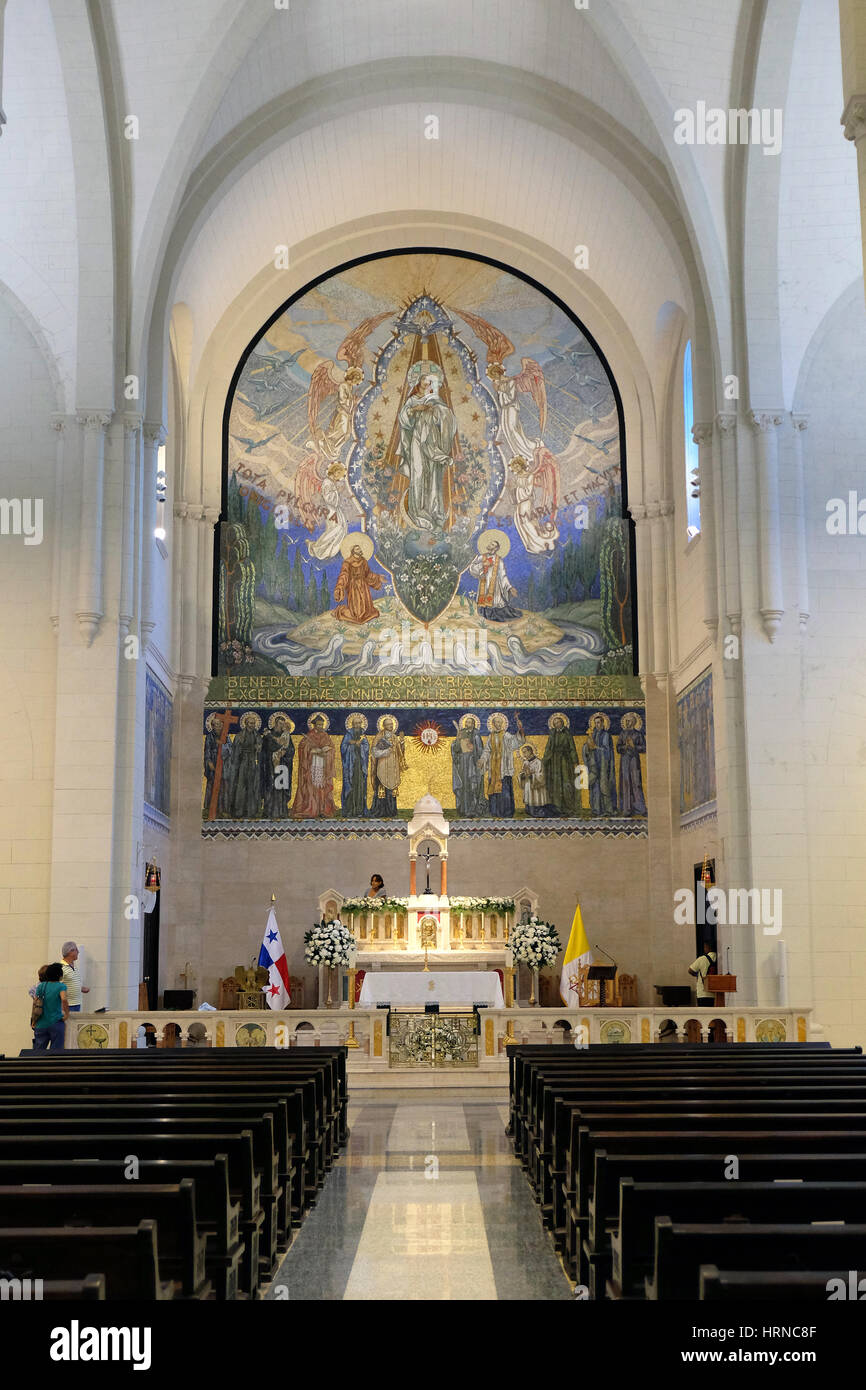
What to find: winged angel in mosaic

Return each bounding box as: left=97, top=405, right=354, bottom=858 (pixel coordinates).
left=222, top=255, right=630, bottom=679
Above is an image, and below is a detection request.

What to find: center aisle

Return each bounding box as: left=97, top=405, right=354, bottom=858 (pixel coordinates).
left=267, top=1090, right=572, bottom=1301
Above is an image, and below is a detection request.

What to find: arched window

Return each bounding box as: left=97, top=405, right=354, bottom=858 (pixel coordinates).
left=683, top=340, right=701, bottom=539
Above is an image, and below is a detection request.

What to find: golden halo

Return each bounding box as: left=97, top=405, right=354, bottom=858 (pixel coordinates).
left=622, top=712, right=643, bottom=731
left=345, top=712, right=368, bottom=732
left=589, top=711, right=611, bottom=731
left=477, top=528, right=510, bottom=558
left=459, top=713, right=481, bottom=730
left=239, top=711, right=261, bottom=731
left=486, top=712, right=509, bottom=732
left=307, top=711, right=331, bottom=731
left=268, top=712, right=294, bottom=733
left=548, top=712, right=571, bottom=731
left=340, top=532, right=374, bottom=561
left=205, top=712, right=225, bottom=733
left=377, top=714, right=399, bottom=733
left=520, top=743, right=536, bottom=759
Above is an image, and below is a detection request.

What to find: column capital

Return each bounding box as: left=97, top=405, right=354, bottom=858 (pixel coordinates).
left=143, top=422, right=167, bottom=447
left=715, top=412, right=737, bottom=434
left=202, top=506, right=222, bottom=525
left=658, top=499, right=675, bottom=518
left=691, top=422, right=713, bottom=446
left=76, top=410, right=112, bottom=433
left=841, top=96, right=866, bottom=143
left=628, top=503, right=648, bottom=523
left=792, top=413, right=809, bottom=432
left=50, top=413, right=68, bottom=435
left=123, top=410, right=143, bottom=432
left=748, top=409, right=783, bottom=432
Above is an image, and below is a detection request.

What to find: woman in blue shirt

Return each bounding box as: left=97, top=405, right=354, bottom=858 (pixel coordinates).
left=32, top=961, right=69, bottom=1050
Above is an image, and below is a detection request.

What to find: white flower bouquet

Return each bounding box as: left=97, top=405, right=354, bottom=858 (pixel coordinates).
left=509, top=913, right=561, bottom=969
left=304, top=917, right=357, bottom=968
left=450, top=896, right=516, bottom=914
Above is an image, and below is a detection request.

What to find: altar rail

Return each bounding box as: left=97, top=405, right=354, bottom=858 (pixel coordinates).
left=64, top=1005, right=816, bottom=1061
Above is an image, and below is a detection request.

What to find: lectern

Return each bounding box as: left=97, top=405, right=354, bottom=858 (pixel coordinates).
left=706, top=973, right=737, bottom=1007
left=587, top=963, right=617, bottom=1008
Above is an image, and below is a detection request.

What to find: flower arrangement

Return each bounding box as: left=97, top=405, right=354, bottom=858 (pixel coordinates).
left=303, top=917, right=357, bottom=968
left=450, top=896, right=516, bottom=914
left=340, top=896, right=409, bottom=915
left=509, top=913, right=561, bottom=969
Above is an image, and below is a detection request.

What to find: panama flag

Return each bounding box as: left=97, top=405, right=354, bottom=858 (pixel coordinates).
left=258, top=905, right=291, bottom=1009
left=560, top=902, right=593, bottom=1005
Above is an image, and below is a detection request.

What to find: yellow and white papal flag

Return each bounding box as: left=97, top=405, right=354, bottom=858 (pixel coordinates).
left=560, top=902, right=593, bottom=1005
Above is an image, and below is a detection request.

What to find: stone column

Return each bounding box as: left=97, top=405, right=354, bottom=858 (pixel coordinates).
left=141, top=423, right=166, bottom=643
left=49, top=415, right=68, bottom=635
left=76, top=411, right=111, bottom=645
left=647, top=502, right=671, bottom=681
left=660, top=500, right=678, bottom=670
left=198, top=508, right=221, bottom=678
left=792, top=415, right=810, bottom=631
left=748, top=411, right=784, bottom=641
left=628, top=504, right=653, bottom=675
left=692, top=423, right=718, bottom=640
left=716, top=413, right=741, bottom=635
left=120, top=413, right=142, bottom=639
left=839, top=0, right=866, bottom=308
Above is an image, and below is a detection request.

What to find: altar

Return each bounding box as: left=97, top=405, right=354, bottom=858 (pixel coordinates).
left=358, top=970, right=504, bottom=1008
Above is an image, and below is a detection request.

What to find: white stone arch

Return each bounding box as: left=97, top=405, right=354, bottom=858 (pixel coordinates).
left=49, top=0, right=117, bottom=409
left=581, top=0, right=734, bottom=413
left=0, top=277, right=65, bottom=416
left=139, top=56, right=714, bottom=426
left=791, top=275, right=866, bottom=413
left=741, top=0, right=804, bottom=410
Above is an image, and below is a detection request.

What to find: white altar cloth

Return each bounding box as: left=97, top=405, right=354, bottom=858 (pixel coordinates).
left=358, top=970, right=504, bottom=1008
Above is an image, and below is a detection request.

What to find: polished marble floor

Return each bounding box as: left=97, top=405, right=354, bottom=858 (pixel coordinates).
left=267, top=1089, right=572, bottom=1300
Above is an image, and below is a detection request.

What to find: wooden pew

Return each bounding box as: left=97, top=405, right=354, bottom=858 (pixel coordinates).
left=554, top=1086, right=866, bottom=1237
left=648, top=1218, right=866, bottom=1300
left=0, top=1222, right=173, bottom=1300
left=5, top=1060, right=329, bottom=1203
left=0, top=1084, right=304, bottom=1228
left=567, top=1128, right=866, bottom=1286
left=0, top=1106, right=285, bottom=1279
left=0, top=1133, right=262, bottom=1298
left=0, top=1184, right=210, bottom=1299
left=0, top=1156, right=241, bottom=1300
left=610, top=1179, right=866, bottom=1299
left=40, top=1275, right=105, bottom=1300
left=699, top=1266, right=853, bottom=1300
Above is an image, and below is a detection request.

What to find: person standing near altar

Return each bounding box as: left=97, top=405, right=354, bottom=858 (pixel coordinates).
left=478, top=711, right=524, bottom=817
left=366, top=874, right=387, bottom=899
left=291, top=713, right=336, bottom=819
left=340, top=713, right=369, bottom=818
